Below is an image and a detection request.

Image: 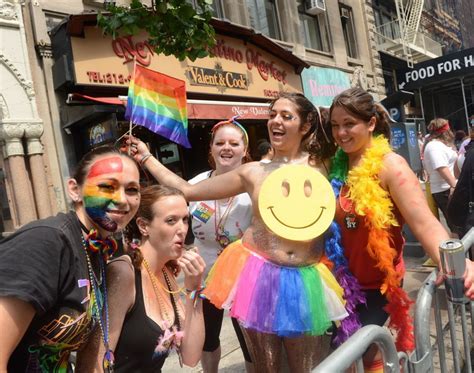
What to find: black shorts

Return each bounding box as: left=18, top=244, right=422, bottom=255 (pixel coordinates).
left=202, top=298, right=252, bottom=362
left=432, top=189, right=456, bottom=231
left=356, top=289, right=389, bottom=327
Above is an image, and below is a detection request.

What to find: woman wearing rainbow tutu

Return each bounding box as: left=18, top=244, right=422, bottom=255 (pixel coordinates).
left=128, top=92, right=348, bottom=372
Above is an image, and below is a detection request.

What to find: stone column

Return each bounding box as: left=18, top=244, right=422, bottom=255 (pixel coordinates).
left=0, top=121, right=37, bottom=225
left=25, top=120, right=52, bottom=219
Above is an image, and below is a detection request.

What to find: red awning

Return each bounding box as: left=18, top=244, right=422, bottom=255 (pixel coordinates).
left=187, top=101, right=269, bottom=120
left=67, top=94, right=269, bottom=121
left=67, top=93, right=125, bottom=105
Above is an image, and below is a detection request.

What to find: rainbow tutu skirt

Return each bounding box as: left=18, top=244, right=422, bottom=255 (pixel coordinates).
left=203, top=241, right=348, bottom=337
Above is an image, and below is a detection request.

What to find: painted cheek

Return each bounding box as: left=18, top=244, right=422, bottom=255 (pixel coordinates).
left=83, top=183, right=119, bottom=232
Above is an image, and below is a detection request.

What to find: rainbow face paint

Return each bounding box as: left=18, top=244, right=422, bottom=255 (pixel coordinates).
left=83, top=157, right=125, bottom=233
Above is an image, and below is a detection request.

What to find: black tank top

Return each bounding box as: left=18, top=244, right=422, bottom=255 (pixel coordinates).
left=114, top=267, right=168, bottom=372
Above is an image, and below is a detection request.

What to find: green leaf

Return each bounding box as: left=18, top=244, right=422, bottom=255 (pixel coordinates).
left=97, top=0, right=215, bottom=61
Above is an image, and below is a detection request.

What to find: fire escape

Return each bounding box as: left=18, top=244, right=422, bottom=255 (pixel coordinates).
left=374, top=0, right=442, bottom=67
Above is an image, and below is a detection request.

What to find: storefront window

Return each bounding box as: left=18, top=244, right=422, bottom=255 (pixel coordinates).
left=246, top=0, right=281, bottom=40
left=297, top=1, right=331, bottom=52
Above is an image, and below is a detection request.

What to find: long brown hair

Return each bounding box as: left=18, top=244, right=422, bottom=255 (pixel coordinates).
left=269, top=92, right=336, bottom=163
left=329, top=87, right=392, bottom=141
left=123, top=185, right=186, bottom=275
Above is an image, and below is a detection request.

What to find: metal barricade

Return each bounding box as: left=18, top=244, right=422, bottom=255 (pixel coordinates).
left=313, top=325, right=406, bottom=373
left=313, top=228, right=474, bottom=373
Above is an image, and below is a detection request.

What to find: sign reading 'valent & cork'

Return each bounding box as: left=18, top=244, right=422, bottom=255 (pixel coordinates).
left=70, top=27, right=301, bottom=100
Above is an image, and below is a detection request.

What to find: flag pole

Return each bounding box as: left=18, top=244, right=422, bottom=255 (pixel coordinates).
left=128, top=57, right=137, bottom=155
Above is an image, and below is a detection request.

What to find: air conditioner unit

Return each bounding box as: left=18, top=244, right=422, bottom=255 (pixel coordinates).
left=305, top=0, right=326, bottom=15
left=340, top=7, right=350, bottom=19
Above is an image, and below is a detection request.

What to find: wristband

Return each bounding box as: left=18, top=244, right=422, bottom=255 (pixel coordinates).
left=140, top=153, right=152, bottom=166
left=185, top=287, right=206, bottom=308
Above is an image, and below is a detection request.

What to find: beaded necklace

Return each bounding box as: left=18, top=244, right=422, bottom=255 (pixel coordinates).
left=80, top=234, right=115, bottom=372
left=214, top=196, right=235, bottom=251
left=142, top=258, right=184, bottom=361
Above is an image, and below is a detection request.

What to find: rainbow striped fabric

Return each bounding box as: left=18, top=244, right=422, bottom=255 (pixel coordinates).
left=125, top=65, right=191, bottom=148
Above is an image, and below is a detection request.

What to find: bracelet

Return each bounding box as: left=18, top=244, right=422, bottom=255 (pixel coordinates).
left=185, top=287, right=206, bottom=308
left=139, top=153, right=152, bottom=166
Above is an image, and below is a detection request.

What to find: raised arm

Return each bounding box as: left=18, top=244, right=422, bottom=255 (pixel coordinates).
left=129, top=137, right=248, bottom=201
left=76, top=258, right=135, bottom=372
left=176, top=249, right=205, bottom=367
left=0, top=297, right=35, bottom=370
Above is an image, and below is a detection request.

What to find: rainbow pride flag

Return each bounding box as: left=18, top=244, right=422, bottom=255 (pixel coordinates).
left=125, top=65, right=191, bottom=148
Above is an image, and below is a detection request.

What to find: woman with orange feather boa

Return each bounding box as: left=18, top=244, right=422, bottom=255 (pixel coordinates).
left=324, top=88, right=474, bottom=372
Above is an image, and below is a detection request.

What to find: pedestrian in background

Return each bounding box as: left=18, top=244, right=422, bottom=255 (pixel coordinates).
left=187, top=118, right=254, bottom=373
left=448, top=139, right=474, bottom=237
left=423, top=118, right=458, bottom=233
left=256, top=139, right=273, bottom=163
left=455, top=130, right=467, bottom=151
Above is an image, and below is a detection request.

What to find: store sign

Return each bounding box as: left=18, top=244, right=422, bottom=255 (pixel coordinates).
left=187, top=65, right=248, bottom=90
left=71, top=27, right=302, bottom=99
left=301, top=67, right=350, bottom=107
left=397, top=47, right=474, bottom=90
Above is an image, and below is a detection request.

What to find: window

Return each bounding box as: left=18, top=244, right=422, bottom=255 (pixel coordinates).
left=297, top=1, right=331, bottom=52
left=246, top=0, right=281, bottom=40
left=186, top=0, right=224, bottom=18
left=339, top=5, right=358, bottom=58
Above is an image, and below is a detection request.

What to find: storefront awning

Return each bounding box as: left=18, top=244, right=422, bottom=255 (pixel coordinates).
left=67, top=94, right=270, bottom=120
left=187, top=100, right=269, bottom=120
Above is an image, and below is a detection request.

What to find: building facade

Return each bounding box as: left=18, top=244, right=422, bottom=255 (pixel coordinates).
left=371, top=0, right=473, bottom=134
left=0, top=0, right=383, bottom=233
left=0, top=0, right=57, bottom=233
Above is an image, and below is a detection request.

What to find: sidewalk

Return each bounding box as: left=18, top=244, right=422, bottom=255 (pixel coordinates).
left=163, top=253, right=441, bottom=372
left=163, top=309, right=246, bottom=372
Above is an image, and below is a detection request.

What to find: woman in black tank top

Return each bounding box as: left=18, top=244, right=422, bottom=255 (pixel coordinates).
left=77, top=185, right=206, bottom=372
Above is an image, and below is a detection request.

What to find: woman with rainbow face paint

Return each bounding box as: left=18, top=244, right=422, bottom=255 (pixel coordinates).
left=127, top=93, right=348, bottom=373
left=326, top=88, right=474, bottom=372
left=0, top=145, right=140, bottom=373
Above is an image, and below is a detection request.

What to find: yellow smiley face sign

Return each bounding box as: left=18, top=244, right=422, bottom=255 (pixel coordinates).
left=258, top=165, right=335, bottom=241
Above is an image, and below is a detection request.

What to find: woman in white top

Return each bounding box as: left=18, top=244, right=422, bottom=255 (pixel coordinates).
left=423, top=118, right=458, bottom=231
left=188, top=117, right=253, bottom=373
